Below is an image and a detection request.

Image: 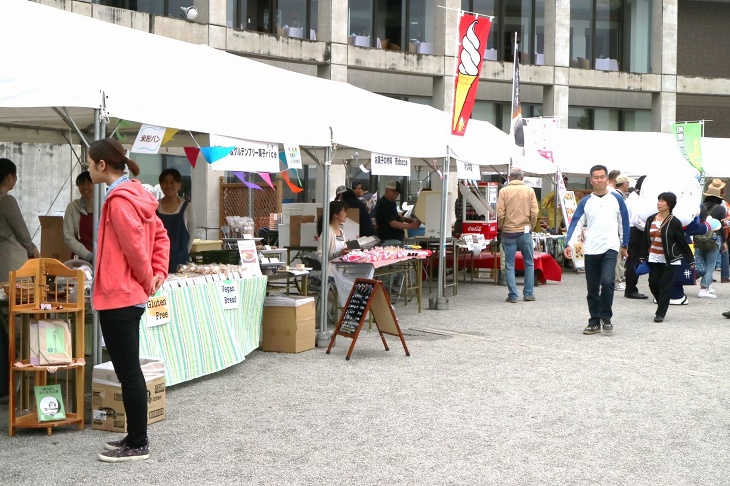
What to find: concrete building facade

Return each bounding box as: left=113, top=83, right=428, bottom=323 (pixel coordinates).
left=11, top=0, right=730, bottom=242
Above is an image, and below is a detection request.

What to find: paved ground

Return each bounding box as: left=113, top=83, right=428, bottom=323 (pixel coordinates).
left=2, top=269, right=730, bottom=485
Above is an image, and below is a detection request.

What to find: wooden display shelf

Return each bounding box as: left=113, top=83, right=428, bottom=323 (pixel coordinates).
left=7, top=258, right=86, bottom=437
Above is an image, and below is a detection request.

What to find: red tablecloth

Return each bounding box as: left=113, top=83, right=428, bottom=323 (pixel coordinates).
left=446, top=250, right=562, bottom=284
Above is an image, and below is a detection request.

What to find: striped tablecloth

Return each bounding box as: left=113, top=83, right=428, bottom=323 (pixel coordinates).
left=138, top=276, right=267, bottom=386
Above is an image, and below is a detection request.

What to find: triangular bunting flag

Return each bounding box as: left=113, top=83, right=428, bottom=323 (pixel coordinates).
left=184, top=146, right=200, bottom=168
left=162, top=128, right=179, bottom=145
left=281, top=171, right=304, bottom=193
left=234, top=172, right=262, bottom=190
left=201, top=146, right=235, bottom=164
left=259, top=173, right=275, bottom=190
left=113, top=120, right=134, bottom=141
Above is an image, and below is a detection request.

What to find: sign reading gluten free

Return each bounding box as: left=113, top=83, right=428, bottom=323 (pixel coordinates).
left=146, top=291, right=171, bottom=328
left=371, top=152, right=411, bottom=177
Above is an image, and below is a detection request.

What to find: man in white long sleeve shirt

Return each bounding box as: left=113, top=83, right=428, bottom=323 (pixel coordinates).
left=623, top=176, right=648, bottom=299
left=564, top=165, right=630, bottom=335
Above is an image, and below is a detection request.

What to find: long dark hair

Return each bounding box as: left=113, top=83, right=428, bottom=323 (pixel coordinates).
left=0, top=158, right=16, bottom=185
left=317, top=200, right=347, bottom=235
left=88, top=138, right=140, bottom=177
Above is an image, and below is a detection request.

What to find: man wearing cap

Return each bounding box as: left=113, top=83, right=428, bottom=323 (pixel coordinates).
left=374, top=180, right=420, bottom=246
left=335, top=185, right=375, bottom=237
left=497, top=167, right=539, bottom=303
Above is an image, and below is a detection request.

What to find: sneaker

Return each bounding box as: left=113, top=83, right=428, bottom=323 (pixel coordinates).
left=722, top=311, right=730, bottom=319
left=615, top=283, right=626, bottom=291
left=505, top=297, right=517, bottom=303
left=669, top=295, right=689, bottom=306
left=104, top=438, right=127, bottom=451
left=601, top=319, right=613, bottom=335
left=523, top=295, right=536, bottom=302
left=583, top=324, right=601, bottom=335
left=709, top=287, right=716, bottom=294
left=98, top=444, right=149, bottom=463
left=654, top=315, right=664, bottom=323
left=698, top=289, right=717, bottom=299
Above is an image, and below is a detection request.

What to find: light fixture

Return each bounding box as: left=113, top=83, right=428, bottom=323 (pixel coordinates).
left=180, top=6, right=198, bottom=21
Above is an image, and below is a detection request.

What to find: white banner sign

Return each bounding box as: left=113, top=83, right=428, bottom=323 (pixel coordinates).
left=209, top=134, right=280, bottom=173
left=284, top=144, right=303, bottom=170
left=131, top=124, right=166, bottom=154
left=371, top=153, right=411, bottom=176
left=456, top=160, right=481, bottom=180
left=218, top=279, right=241, bottom=310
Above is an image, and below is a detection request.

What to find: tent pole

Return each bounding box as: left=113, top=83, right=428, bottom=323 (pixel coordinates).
left=92, top=108, right=106, bottom=365
left=316, top=137, right=333, bottom=347
left=434, top=151, right=450, bottom=310
left=53, top=107, right=90, bottom=148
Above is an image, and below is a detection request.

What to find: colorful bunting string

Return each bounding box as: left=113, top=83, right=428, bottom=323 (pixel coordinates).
left=183, top=147, right=200, bottom=168
left=113, top=120, right=134, bottom=141
left=281, top=171, right=304, bottom=193
left=259, top=173, right=275, bottom=190
left=201, top=146, right=235, bottom=164
left=233, top=172, right=262, bottom=190
left=162, top=128, right=179, bottom=145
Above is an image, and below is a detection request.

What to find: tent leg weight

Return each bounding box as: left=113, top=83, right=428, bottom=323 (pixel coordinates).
left=316, top=330, right=334, bottom=348
left=428, top=297, right=450, bottom=310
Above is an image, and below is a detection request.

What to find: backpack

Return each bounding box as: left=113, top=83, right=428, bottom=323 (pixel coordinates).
left=694, top=202, right=721, bottom=251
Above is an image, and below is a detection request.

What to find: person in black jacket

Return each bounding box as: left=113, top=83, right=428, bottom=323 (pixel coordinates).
left=641, top=192, right=695, bottom=322
left=335, top=186, right=375, bottom=237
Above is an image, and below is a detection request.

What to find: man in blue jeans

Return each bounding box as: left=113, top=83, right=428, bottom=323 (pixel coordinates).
left=496, top=167, right=539, bottom=303
left=564, top=165, right=629, bottom=335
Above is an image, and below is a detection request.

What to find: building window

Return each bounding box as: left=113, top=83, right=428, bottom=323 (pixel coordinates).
left=472, top=101, right=542, bottom=132
left=462, top=0, right=545, bottom=65
left=349, top=1, right=433, bottom=51
left=570, top=0, right=650, bottom=73
left=226, top=1, right=318, bottom=39
left=95, top=0, right=188, bottom=17
left=569, top=107, right=651, bottom=131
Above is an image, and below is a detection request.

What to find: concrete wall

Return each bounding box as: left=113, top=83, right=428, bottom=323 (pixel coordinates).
left=0, top=143, right=78, bottom=247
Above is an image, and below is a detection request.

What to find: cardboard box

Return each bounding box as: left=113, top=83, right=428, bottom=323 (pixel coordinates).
left=262, top=296, right=316, bottom=353
left=39, top=216, right=72, bottom=262
left=190, top=239, right=223, bottom=252
left=289, top=215, right=315, bottom=247
left=300, top=222, right=318, bottom=247
left=92, top=358, right=166, bottom=432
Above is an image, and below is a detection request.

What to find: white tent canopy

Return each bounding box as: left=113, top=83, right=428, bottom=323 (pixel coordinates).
left=0, top=0, right=513, bottom=164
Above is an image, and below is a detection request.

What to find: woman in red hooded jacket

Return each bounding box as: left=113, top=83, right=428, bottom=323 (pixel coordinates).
left=88, top=138, right=169, bottom=463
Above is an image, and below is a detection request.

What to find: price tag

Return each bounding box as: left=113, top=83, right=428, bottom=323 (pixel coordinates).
left=218, top=280, right=240, bottom=310
left=146, top=291, right=170, bottom=327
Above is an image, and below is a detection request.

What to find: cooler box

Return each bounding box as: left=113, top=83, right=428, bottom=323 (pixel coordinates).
left=262, top=296, right=315, bottom=353
left=92, top=358, right=166, bottom=432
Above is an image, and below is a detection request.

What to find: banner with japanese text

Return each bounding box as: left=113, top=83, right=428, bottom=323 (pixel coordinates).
left=371, top=153, right=411, bottom=176
left=208, top=134, right=280, bottom=173
left=451, top=14, right=492, bottom=136
left=456, top=160, right=481, bottom=180
left=131, top=124, right=165, bottom=154
left=672, top=122, right=703, bottom=173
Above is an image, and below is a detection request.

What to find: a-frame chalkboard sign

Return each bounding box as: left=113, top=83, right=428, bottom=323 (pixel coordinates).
left=326, top=278, right=410, bottom=360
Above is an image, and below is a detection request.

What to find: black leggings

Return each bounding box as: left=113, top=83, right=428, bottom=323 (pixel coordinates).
left=99, top=306, right=147, bottom=448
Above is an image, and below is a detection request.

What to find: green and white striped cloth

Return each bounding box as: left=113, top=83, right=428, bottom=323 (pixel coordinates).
left=138, top=276, right=267, bottom=386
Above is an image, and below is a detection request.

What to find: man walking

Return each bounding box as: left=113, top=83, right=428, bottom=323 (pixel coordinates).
left=497, top=167, right=539, bottom=303
left=564, top=165, right=629, bottom=335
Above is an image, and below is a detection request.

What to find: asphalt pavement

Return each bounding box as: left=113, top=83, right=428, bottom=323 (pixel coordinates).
left=2, top=269, right=729, bottom=485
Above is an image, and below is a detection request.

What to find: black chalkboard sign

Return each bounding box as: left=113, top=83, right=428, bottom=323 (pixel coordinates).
left=327, top=278, right=410, bottom=360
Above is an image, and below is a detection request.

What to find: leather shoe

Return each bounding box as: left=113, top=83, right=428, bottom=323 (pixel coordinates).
left=722, top=311, right=730, bottom=319
left=722, top=279, right=730, bottom=283
left=625, top=292, right=648, bottom=300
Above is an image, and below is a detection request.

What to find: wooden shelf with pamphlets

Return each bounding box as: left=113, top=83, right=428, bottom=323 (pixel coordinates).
left=326, top=279, right=410, bottom=360
left=6, top=258, right=85, bottom=436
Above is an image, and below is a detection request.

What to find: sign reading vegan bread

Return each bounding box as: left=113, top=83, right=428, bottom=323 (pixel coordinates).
left=327, top=278, right=410, bottom=360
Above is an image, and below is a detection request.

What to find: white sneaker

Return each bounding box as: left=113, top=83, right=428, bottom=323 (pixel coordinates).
left=709, top=287, right=716, bottom=294
left=698, top=289, right=717, bottom=299
left=615, top=282, right=626, bottom=291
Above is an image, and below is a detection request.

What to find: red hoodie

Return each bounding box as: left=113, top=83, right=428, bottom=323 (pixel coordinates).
left=94, top=180, right=170, bottom=310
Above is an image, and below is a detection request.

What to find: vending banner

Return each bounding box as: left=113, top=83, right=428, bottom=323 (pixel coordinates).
left=451, top=14, right=492, bottom=136
left=672, top=122, right=703, bottom=173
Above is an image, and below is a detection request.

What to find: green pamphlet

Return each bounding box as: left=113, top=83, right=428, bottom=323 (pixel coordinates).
left=35, top=384, right=66, bottom=422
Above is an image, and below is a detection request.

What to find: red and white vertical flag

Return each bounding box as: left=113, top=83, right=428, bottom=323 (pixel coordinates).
left=451, top=14, right=492, bottom=136
left=510, top=51, right=524, bottom=149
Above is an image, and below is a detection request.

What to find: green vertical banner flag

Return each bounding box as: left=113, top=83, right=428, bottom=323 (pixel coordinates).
left=672, top=122, right=703, bottom=173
